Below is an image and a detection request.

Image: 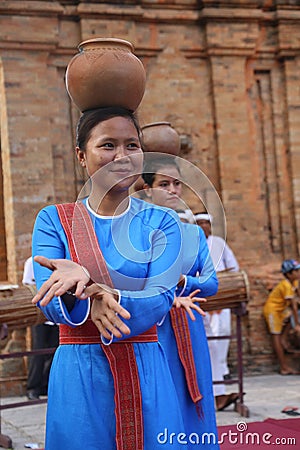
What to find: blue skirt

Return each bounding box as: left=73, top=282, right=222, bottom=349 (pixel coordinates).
left=158, top=313, right=220, bottom=449
left=45, top=341, right=188, bottom=450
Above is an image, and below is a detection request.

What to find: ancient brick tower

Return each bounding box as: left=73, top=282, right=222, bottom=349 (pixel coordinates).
left=1, top=1, right=300, bottom=392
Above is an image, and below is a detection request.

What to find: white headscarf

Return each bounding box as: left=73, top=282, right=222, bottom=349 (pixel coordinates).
left=194, top=213, right=213, bottom=223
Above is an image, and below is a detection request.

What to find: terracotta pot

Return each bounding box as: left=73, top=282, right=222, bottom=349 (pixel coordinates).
left=65, top=38, right=146, bottom=112
left=141, top=122, right=181, bottom=155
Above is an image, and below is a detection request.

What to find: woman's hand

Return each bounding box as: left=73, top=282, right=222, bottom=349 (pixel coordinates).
left=173, top=289, right=206, bottom=321
left=85, top=283, right=131, bottom=339
left=32, top=255, right=90, bottom=306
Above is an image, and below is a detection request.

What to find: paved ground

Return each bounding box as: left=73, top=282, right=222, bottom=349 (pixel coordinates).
left=0, top=374, right=299, bottom=449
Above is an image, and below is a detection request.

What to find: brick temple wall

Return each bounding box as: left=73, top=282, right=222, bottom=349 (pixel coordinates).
left=1, top=0, right=300, bottom=392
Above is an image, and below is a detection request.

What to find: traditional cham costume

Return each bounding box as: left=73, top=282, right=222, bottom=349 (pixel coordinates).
left=32, top=196, right=188, bottom=450
left=157, top=223, right=220, bottom=449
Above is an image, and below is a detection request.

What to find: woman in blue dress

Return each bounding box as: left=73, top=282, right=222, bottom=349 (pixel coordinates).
left=32, top=107, right=190, bottom=450
left=142, top=152, right=220, bottom=449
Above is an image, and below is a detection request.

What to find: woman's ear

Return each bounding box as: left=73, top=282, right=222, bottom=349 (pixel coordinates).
left=143, top=183, right=152, bottom=199
left=76, top=147, right=86, bottom=167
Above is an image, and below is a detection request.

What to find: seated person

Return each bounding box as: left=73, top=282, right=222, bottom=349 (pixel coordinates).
left=263, top=259, right=300, bottom=375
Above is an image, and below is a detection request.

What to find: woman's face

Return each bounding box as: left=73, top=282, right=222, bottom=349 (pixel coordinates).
left=77, top=116, right=143, bottom=192
left=148, top=165, right=182, bottom=210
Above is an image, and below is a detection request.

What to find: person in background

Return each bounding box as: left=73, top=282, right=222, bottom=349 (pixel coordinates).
left=263, top=259, right=300, bottom=375
left=22, top=256, right=59, bottom=400
left=195, top=212, right=239, bottom=411
left=176, top=209, right=190, bottom=223
left=142, top=153, right=220, bottom=448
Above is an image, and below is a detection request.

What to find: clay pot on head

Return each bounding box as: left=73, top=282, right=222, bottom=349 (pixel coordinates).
left=65, top=38, right=146, bottom=112
left=141, top=122, right=181, bottom=156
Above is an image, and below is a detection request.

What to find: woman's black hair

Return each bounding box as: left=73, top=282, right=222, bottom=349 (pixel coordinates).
left=76, top=106, right=141, bottom=150
left=142, top=154, right=181, bottom=187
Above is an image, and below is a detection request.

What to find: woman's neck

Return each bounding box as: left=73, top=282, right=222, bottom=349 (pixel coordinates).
left=88, top=189, right=129, bottom=216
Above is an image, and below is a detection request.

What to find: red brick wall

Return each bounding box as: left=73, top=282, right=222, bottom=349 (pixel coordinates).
left=1, top=1, right=300, bottom=384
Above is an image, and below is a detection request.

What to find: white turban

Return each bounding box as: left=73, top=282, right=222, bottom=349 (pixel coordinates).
left=194, top=213, right=213, bottom=223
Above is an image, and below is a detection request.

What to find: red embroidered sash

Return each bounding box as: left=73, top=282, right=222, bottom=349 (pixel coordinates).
left=169, top=307, right=203, bottom=404
left=60, top=321, right=157, bottom=344
left=56, top=201, right=147, bottom=450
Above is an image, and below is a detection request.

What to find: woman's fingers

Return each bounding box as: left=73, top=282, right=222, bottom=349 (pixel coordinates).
left=190, top=289, right=201, bottom=297
left=33, top=255, right=56, bottom=270
left=174, top=293, right=206, bottom=319
left=105, top=308, right=131, bottom=334
left=74, top=281, right=88, bottom=298
left=39, top=281, right=65, bottom=306
left=189, top=289, right=207, bottom=303
left=109, top=301, right=131, bottom=320
left=99, top=316, right=123, bottom=338
left=32, top=277, right=82, bottom=305
left=32, top=275, right=61, bottom=304
left=32, top=257, right=91, bottom=305
left=90, top=290, right=131, bottom=320
left=185, top=307, right=196, bottom=321
left=105, top=314, right=130, bottom=336
left=84, top=284, right=114, bottom=300
left=92, top=313, right=131, bottom=339
left=83, top=284, right=101, bottom=298
left=100, top=303, right=131, bottom=335
left=93, top=320, right=115, bottom=340
left=190, top=303, right=206, bottom=317
left=185, top=296, right=206, bottom=317
left=91, top=294, right=131, bottom=339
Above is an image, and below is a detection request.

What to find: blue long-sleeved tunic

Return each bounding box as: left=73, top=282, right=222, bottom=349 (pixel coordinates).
left=32, top=197, right=190, bottom=450
left=158, top=222, right=220, bottom=449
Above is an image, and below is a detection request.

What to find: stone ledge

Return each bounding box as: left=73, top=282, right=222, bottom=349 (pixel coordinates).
left=0, top=284, right=18, bottom=291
